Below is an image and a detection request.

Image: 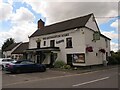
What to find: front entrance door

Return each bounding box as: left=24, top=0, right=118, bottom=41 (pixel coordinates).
left=37, top=55, right=41, bottom=64
left=50, top=53, right=57, bottom=67
left=36, top=51, right=45, bottom=64
left=67, top=54, right=73, bottom=66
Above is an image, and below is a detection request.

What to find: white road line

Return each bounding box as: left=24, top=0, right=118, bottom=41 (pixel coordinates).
left=73, top=77, right=109, bottom=87
left=3, top=67, right=116, bottom=87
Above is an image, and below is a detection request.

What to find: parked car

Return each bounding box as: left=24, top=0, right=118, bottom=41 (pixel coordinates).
left=0, top=58, right=17, bottom=70
left=5, top=60, right=46, bottom=73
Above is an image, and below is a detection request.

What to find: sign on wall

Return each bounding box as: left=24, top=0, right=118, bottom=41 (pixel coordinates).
left=73, top=53, right=85, bottom=63
left=56, top=40, right=64, bottom=44
left=93, top=31, right=100, bottom=41
left=43, top=33, right=69, bottom=40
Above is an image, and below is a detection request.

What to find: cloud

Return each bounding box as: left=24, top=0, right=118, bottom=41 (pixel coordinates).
left=0, top=4, right=36, bottom=48
left=11, top=7, right=35, bottom=24
left=101, top=31, right=118, bottom=40
left=111, top=42, right=118, bottom=52
left=0, top=22, right=36, bottom=46
left=110, top=19, right=118, bottom=30
left=0, top=2, right=13, bottom=21
left=21, top=1, right=118, bottom=25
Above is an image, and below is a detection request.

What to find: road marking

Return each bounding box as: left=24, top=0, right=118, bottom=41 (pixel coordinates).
left=3, top=67, right=117, bottom=87
left=73, top=77, right=109, bottom=87
left=9, top=75, right=16, bottom=77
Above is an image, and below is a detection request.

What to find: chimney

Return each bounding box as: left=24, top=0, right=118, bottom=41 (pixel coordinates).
left=38, top=19, right=45, bottom=29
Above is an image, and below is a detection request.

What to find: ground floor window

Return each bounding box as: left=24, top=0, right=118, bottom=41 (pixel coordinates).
left=73, top=53, right=85, bottom=63
left=67, top=53, right=85, bottom=65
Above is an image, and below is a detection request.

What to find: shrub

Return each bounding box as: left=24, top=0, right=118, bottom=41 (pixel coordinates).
left=54, top=60, right=65, bottom=68
left=107, top=56, right=118, bottom=65
left=63, top=65, right=71, bottom=69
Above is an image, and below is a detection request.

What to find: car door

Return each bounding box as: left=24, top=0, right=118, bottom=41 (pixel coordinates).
left=22, top=61, right=38, bottom=72
left=17, top=61, right=29, bottom=72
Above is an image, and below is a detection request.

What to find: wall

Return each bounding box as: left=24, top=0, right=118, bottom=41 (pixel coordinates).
left=3, top=43, right=22, bottom=58
left=11, top=54, right=23, bottom=60
left=84, top=27, right=110, bottom=66
left=85, top=14, right=99, bottom=32
left=29, top=28, right=85, bottom=64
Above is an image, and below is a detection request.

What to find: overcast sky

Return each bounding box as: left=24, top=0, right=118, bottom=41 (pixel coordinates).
left=0, top=0, right=119, bottom=51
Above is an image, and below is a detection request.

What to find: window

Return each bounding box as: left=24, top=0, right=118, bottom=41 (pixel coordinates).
left=73, top=54, right=85, bottom=63
left=66, top=37, right=72, bottom=48
left=37, top=41, right=41, bottom=48
left=105, top=39, right=108, bottom=48
left=50, top=40, right=55, bottom=47
left=43, top=41, right=46, bottom=46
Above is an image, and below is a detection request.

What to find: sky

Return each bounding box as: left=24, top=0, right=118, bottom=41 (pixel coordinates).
left=0, top=0, right=119, bottom=52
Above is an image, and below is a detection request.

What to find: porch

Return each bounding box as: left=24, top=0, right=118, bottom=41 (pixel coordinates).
left=25, top=47, right=60, bottom=67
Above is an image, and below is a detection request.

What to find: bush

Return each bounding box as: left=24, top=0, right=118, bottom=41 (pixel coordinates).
left=54, top=60, right=65, bottom=68
left=63, top=65, right=71, bottom=69
left=107, top=56, right=118, bottom=65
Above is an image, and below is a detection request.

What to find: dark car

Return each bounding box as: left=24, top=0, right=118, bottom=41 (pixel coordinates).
left=5, top=60, right=46, bottom=73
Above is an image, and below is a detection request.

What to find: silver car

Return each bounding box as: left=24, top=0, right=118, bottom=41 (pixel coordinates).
left=0, top=58, right=17, bottom=70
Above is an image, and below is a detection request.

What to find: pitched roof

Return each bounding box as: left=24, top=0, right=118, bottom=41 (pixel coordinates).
left=100, top=34, right=111, bottom=40
left=3, top=43, right=20, bottom=51
left=30, top=13, right=93, bottom=37
left=12, top=42, right=29, bottom=54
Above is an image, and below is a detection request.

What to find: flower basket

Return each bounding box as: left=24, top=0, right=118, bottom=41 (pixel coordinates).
left=86, top=46, right=93, bottom=52
left=99, top=49, right=106, bottom=53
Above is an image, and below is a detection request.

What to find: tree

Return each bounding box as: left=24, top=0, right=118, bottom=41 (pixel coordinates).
left=2, top=38, right=15, bottom=52
left=108, top=50, right=120, bottom=65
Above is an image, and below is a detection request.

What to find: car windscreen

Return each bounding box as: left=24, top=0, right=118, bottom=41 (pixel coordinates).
left=14, top=60, right=34, bottom=64
left=2, top=59, right=15, bottom=62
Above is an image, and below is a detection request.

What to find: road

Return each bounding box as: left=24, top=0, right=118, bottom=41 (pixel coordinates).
left=2, top=67, right=119, bottom=88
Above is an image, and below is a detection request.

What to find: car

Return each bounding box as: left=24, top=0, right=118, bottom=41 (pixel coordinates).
left=5, top=60, right=46, bottom=73
left=0, top=58, right=17, bottom=70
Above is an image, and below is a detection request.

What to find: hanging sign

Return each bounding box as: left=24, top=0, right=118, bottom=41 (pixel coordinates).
left=93, top=31, right=100, bottom=41
left=56, top=40, right=64, bottom=44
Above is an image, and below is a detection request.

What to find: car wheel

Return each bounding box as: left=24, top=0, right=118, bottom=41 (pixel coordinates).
left=2, top=65, right=4, bottom=70
left=15, top=69, right=21, bottom=74
left=41, top=66, right=46, bottom=72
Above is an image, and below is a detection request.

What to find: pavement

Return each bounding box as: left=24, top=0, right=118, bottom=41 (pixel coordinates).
left=2, top=65, right=119, bottom=88
left=50, top=65, right=119, bottom=74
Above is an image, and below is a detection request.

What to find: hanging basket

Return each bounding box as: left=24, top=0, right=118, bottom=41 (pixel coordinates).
left=86, top=46, right=93, bottom=52
left=99, top=49, right=106, bottom=53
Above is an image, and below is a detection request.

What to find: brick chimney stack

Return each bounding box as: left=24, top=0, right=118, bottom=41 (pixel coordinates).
left=38, top=19, right=45, bottom=29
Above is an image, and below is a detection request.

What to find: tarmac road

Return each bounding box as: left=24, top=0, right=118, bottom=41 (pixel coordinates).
left=2, top=67, right=119, bottom=88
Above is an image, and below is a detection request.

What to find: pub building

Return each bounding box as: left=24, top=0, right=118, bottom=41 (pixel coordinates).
left=26, top=13, right=111, bottom=67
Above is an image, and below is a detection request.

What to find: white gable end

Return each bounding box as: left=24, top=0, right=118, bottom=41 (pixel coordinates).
left=85, top=15, right=99, bottom=32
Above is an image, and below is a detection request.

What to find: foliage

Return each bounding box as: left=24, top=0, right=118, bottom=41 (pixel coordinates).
left=107, top=56, right=118, bottom=65
left=54, top=60, right=66, bottom=68
left=62, top=65, right=71, bottom=69
left=107, top=50, right=120, bottom=65
left=2, top=38, right=15, bottom=51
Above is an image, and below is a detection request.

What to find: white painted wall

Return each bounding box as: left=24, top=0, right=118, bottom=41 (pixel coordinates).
left=29, top=28, right=86, bottom=64
left=3, top=43, right=22, bottom=58
left=84, top=27, right=110, bottom=66
left=29, top=16, right=110, bottom=66
left=11, top=54, right=23, bottom=60
left=86, top=15, right=99, bottom=32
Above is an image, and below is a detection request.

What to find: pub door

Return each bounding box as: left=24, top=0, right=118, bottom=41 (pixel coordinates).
left=67, top=54, right=73, bottom=66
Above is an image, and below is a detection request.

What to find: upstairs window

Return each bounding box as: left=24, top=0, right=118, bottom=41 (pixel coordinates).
left=43, top=41, right=46, bottom=46
left=105, top=39, right=108, bottom=48
left=50, top=40, right=55, bottom=47
left=66, top=37, right=73, bottom=48
left=37, top=41, right=41, bottom=48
